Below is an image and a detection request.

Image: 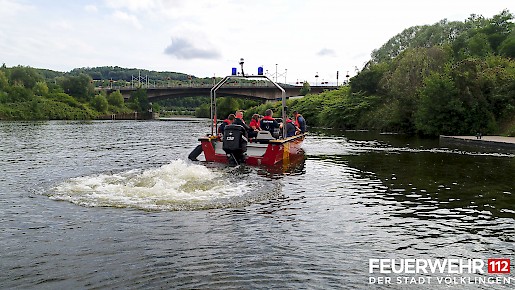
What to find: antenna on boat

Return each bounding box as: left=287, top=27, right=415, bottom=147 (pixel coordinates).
left=239, top=58, right=245, bottom=77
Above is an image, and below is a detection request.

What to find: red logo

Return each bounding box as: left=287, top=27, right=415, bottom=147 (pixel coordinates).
left=488, top=259, right=510, bottom=274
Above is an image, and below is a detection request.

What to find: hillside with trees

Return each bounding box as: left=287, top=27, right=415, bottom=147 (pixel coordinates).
left=0, top=65, right=214, bottom=120
left=0, top=65, right=158, bottom=120
left=253, top=10, right=514, bottom=136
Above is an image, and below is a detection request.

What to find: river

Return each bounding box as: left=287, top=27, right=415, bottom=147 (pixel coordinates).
left=1, top=120, right=514, bottom=289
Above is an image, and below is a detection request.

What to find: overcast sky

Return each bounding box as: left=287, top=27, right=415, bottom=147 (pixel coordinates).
left=1, top=0, right=513, bottom=84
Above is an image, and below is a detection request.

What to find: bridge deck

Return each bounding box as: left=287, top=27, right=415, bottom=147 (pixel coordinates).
left=102, top=84, right=339, bottom=101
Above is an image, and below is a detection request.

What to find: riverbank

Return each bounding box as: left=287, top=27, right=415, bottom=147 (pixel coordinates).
left=159, top=116, right=208, bottom=122
left=96, top=112, right=159, bottom=120
left=440, top=135, right=515, bottom=153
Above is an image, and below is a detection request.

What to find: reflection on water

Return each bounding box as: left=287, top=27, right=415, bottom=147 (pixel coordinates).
left=257, top=151, right=307, bottom=179
left=1, top=121, right=514, bottom=289
left=307, top=136, right=514, bottom=219
left=306, top=129, right=515, bottom=264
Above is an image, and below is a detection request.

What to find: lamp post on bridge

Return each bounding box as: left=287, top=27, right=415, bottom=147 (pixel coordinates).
left=239, top=58, right=245, bottom=77
left=315, top=72, right=319, bottom=86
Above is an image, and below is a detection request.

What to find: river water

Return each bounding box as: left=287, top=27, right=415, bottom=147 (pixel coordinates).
left=1, top=120, right=513, bottom=289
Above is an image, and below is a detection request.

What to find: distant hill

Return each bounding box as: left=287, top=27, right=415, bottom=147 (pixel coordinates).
left=30, top=66, right=218, bottom=82
left=67, top=66, right=192, bottom=82
left=31, top=66, right=218, bottom=87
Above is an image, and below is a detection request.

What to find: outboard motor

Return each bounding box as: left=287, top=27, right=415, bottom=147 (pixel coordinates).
left=222, top=124, right=248, bottom=165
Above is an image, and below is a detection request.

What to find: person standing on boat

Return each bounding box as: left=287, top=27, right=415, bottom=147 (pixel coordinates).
left=293, top=111, right=306, bottom=133
left=234, top=110, right=258, bottom=138
left=218, top=114, right=235, bottom=135
left=260, top=109, right=282, bottom=137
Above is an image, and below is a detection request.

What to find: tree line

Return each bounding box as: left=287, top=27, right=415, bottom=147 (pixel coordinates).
left=0, top=63, right=263, bottom=120
left=0, top=65, right=156, bottom=120
left=0, top=64, right=235, bottom=120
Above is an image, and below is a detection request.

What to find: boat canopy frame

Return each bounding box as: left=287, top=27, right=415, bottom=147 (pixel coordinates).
left=210, top=75, right=287, bottom=139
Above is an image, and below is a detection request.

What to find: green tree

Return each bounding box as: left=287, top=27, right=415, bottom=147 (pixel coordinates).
left=381, top=47, right=450, bottom=98
left=33, top=81, right=49, bottom=96
left=9, top=66, right=43, bottom=89
left=371, top=20, right=469, bottom=63
left=415, top=72, right=464, bottom=135
left=480, top=56, right=515, bottom=122
left=152, top=103, right=161, bottom=114
left=377, top=47, right=451, bottom=132
left=480, top=9, right=514, bottom=52
left=217, top=97, right=239, bottom=119
left=350, top=62, right=388, bottom=95
left=0, top=70, right=8, bottom=91
left=498, top=32, right=515, bottom=58
left=299, top=82, right=311, bottom=95
left=91, top=94, right=108, bottom=113
left=449, top=58, right=498, bottom=134
left=467, top=33, right=492, bottom=57
left=47, top=92, right=85, bottom=109
left=59, top=74, right=94, bottom=101
left=195, top=103, right=210, bottom=118
left=128, top=88, right=150, bottom=112
left=7, top=85, right=34, bottom=102
left=107, top=90, right=125, bottom=107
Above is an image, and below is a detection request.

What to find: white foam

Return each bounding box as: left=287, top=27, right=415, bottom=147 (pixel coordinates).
left=49, top=160, right=273, bottom=211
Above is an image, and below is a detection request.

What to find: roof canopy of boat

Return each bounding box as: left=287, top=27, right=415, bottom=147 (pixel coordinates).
left=210, top=75, right=287, bottom=138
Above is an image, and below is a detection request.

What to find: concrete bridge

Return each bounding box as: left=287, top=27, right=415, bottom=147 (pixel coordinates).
left=103, top=84, right=339, bottom=101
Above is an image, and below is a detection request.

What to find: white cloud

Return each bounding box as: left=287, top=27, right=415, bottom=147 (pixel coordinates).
left=84, top=5, right=98, bottom=13
left=49, top=20, right=73, bottom=31
left=112, top=10, right=142, bottom=29
left=104, top=0, right=164, bottom=12
left=0, top=0, right=34, bottom=17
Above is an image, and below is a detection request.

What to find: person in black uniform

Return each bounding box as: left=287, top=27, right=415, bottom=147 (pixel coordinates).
left=233, top=110, right=258, bottom=138
left=260, top=109, right=282, bottom=137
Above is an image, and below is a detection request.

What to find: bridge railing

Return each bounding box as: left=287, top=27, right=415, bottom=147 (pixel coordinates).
left=101, top=82, right=305, bottom=91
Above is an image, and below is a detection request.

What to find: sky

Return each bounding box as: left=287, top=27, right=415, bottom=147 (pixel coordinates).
left=1, top=0, right=514, bottom=85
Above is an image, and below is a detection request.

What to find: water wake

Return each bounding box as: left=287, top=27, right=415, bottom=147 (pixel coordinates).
left=49, top=160, right=280, bottom=211
left=305, top=136, right=514, bottom=157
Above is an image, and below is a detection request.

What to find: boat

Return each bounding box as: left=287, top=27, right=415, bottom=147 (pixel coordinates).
left=189, top=64, right=306, bottom=166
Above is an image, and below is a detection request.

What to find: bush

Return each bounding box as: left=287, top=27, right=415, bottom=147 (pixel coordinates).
left=91, top=94, right=109, bottom=113
left=107, top=90, right=125, bottom=107
left=195, top=103, right=210, bottom=118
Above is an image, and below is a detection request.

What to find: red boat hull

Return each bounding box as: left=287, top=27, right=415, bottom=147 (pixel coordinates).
left=199, top=134, right=305, bottom=166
